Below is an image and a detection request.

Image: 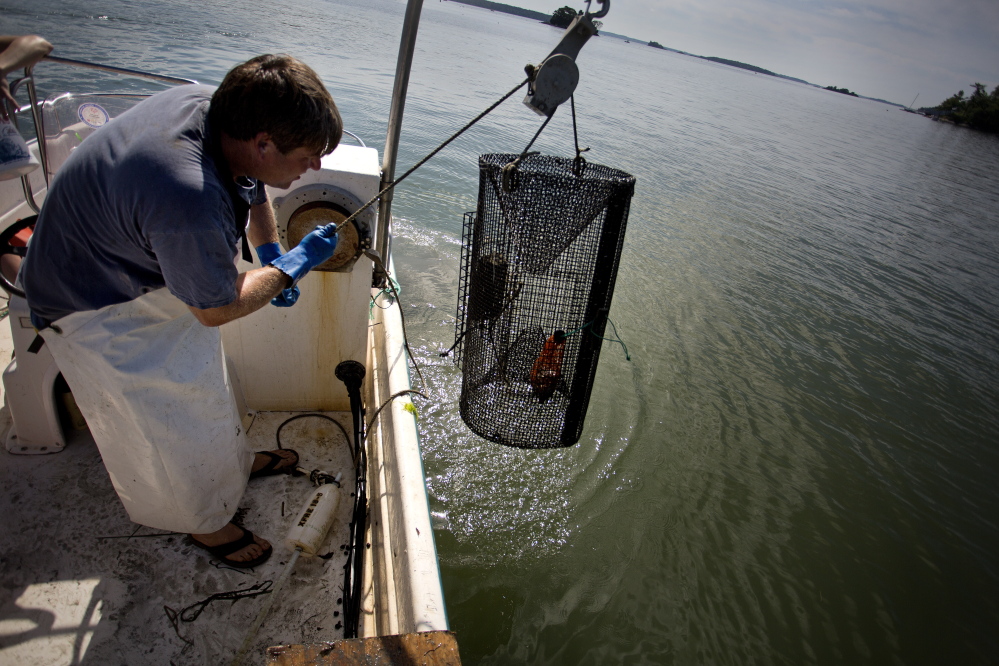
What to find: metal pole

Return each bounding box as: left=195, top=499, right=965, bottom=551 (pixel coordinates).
left=24, top=70, right=49, bottom=188
left=376, top=0, right=424, bottom=273
left=43, top=55, right=199, bottom=85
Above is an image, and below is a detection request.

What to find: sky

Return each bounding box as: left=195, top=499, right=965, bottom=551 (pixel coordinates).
left=508, top=0, right=999, bottom=106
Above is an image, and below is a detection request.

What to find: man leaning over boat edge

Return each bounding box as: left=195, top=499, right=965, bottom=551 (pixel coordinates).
left=19, top=54, right=342, bottom=568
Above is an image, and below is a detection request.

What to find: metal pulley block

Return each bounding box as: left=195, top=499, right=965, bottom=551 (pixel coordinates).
left=523, top=0, right=609, bottom=117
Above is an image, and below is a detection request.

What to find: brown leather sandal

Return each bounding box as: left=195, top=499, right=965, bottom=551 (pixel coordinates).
left=188, top=524, right=272, bottom=568
left=249, top=449, right=299, bottom=480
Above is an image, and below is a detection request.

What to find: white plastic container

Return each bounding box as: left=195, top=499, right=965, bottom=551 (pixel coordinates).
left=284, top=485, right=341, bottom=556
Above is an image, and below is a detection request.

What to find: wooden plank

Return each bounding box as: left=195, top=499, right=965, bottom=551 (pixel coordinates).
left=265, top=631, right=461, bottom=666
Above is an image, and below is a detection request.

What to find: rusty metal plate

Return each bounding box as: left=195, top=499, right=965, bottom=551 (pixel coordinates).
left=266, top=631, right=462, bottom=665
left=286, top=202, right=360, bottom=271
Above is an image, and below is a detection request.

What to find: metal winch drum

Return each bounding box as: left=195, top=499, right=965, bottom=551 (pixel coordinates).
left=452, top=153, right=635, bottom=448
left=273, top=182, right=373, bottom=273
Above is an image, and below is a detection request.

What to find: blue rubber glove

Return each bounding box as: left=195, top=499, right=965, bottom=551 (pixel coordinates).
left=269, top=225, right=339, bottom=287
left=254, top=242, right=301, bottom=307
left=254, top=242, right=283, bottom=266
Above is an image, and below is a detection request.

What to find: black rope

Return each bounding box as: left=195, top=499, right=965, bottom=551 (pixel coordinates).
left=343, top=454, right=365, bottom=638
left=366, top=389, right=429, bottom=435
left=163, top=605, right=194, bottom=646
left=502, top=112, right=555, bottom=192
left=275, top=413, right=351, bottom=453
left=329, top=78, right=531, bottom=237
left=570, top=95, right=590, bottom=175
left=439, top=328, right=466, bottom=357
left=170, top=580, right=274, bottom=624
left=520, top=112, right=554, bottom=158
left=341, top=366, right=367, bottom=639
left=366, top=251, right=425, bottom=392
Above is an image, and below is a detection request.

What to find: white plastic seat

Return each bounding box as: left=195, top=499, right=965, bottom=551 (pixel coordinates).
left=3, top=293, right=68, bottom=454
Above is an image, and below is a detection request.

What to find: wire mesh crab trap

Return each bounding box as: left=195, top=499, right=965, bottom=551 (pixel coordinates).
left=450, top=153, right=635, bottom=448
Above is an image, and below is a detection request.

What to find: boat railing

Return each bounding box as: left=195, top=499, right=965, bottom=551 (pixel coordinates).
left=5, top=57, right=371, bottom=219
left=5, top=56, right=198, bottom=213
left=40, top=55, right=198, bottom=86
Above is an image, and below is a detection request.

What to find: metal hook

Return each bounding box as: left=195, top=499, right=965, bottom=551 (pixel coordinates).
left=587, top=0, right=609, bottom=19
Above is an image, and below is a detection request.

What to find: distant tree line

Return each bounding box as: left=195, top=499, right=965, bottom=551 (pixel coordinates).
left=445, top=0, right=548, bottom=22
left=445, top=1, right=604, bottom=30
left=549, top=6, right=577, bottom=27
left=548, top=6, right=601, bottom=31
left=933, top=83, right=999, bottom=133
left=825, top=86, right=858, bottom=97
left=705, top=57, right=776, bottom=77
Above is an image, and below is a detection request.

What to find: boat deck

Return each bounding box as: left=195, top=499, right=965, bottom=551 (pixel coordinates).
left=0, top=354, right=358, bottom=666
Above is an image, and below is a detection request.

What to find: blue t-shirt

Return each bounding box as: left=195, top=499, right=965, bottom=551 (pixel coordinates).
left=22, top=84, right=264, bottom=326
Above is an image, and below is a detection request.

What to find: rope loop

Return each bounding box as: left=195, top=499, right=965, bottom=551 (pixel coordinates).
left=501, top=160, right=521, bottom=192
left=570, top=95, right=591, bottom=171
left=563, top=317, right=631, bottom=361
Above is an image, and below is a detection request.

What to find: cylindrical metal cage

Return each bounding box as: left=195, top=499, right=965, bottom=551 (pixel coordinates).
left=452, top=154, right=635, bottom=448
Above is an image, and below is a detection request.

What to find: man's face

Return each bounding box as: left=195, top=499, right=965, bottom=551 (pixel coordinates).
left=256, top=141, right=322, bottom=189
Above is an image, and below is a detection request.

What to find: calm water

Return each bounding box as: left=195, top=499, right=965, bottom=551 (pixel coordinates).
left=5, top=0, right=999, bottom=663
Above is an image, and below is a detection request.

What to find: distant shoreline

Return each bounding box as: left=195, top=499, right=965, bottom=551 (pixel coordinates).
left=442, top=0, right=549, bottom=23
left=443, top=0, right=903, bottom=107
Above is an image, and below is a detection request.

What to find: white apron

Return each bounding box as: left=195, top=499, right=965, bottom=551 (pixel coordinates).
left=39, top=288, right=252, bottom=534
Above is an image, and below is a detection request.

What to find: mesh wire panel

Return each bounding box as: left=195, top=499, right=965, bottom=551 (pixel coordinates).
left=452, top=154, right=635, bottom=448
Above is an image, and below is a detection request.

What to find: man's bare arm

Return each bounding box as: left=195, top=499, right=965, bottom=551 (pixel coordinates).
left=190, top=202, right=337, bottom=325
left=187, top=266, right=291, bottom=327
left=0, top=35, right=53, bottom=72
left=189, top=199, right=290, bottom=326
left=0, top=35, right=53, bottom=118
left=247, top=199, right=279, bottom=249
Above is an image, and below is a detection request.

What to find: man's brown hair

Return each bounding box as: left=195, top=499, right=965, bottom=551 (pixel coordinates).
left=210, top=54, right=342, bottom=156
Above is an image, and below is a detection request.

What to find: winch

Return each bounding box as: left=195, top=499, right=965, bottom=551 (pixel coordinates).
left=271, top=178, right=373, bottom=274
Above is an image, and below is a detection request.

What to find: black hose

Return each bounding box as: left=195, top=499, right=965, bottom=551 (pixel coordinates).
left=335, top=361, right=367, bottom=639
